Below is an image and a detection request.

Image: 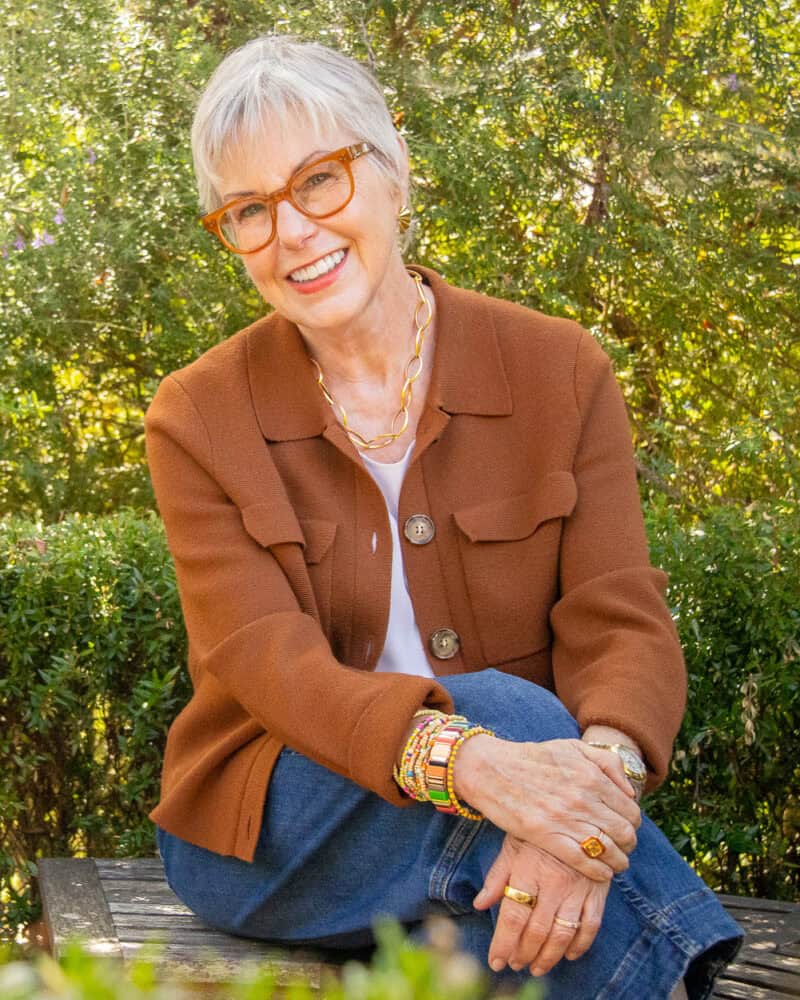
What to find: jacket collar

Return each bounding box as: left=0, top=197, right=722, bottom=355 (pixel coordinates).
left=246, top=264, right=512, bottom=443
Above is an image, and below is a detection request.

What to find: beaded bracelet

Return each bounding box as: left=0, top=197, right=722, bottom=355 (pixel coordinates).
left=426, top=719, right=473, bottom=811
left=442, top=725, right=494, bottom=820
left=425, top=721, right=494, bottom=820
left=393, top=710, right=451, bottom=800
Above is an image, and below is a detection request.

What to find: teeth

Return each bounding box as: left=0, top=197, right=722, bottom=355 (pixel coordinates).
left=289, top=250, right=346, bottom=283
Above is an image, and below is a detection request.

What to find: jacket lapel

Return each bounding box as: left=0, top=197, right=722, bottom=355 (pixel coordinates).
left=245, top=265, right=513, bottom=450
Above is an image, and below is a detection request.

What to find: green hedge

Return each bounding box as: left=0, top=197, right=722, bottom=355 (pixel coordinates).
left=646, top=499, right=800, bottom=900
left=0, top=512, right=188, bottom=937
left=1, top=503, right=798, bottom=938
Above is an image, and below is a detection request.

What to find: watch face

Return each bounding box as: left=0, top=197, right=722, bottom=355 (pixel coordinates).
left=617, top=746, right=647, bottom=781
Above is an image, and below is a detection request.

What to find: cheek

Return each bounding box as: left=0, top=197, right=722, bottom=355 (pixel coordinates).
left=243, top=253, right=277, bottom=296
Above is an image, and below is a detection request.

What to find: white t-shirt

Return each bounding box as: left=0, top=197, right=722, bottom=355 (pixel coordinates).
left=361, top=442, right=435, bottom=678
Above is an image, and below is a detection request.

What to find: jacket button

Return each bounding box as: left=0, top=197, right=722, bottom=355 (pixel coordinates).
left=429, top=627, right=460, bottom=660
left=404, top=514, right=435, bottom=545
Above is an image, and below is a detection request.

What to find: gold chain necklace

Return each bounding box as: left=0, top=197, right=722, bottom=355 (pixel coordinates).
left=310, top=270, right=432, bottom=451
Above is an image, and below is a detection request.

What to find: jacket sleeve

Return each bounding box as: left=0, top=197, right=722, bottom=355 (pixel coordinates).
left=549, top=331, right=686, bottom=787
left=145, top=374, right=454, bottom=805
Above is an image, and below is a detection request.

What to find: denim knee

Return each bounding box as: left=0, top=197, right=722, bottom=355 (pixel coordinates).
left=438, top=668, right=581, bottom=743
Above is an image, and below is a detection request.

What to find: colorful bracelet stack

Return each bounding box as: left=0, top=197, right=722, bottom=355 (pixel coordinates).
left=392, top=709, right=494, bottom=821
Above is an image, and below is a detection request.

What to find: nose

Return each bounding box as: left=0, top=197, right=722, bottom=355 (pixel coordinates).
left=274, top=199, right=318, bottom=248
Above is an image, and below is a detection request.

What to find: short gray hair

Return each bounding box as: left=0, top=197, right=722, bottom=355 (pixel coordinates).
left=191, top=35, right=405, bottom=212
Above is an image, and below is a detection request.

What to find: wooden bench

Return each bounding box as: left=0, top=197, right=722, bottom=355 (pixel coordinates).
left=39, top=858, right=800, bottom=996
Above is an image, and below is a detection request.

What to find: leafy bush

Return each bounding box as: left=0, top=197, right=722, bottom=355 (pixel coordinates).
left=1, top=0, right=798, bottom=518
left=0, top=919, right=541, bottom=1000
left=0, top=512, right=188, bottom=938
left=1, top=501, right=797, bottom=936
left=646, top=499, right=800, bottom=899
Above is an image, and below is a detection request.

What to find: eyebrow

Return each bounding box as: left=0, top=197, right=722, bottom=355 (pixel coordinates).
left=222, top=148, right=328, bottom=201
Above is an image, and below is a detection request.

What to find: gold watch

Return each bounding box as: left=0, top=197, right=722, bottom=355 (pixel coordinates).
left=587, top=743, right=647, bottom=802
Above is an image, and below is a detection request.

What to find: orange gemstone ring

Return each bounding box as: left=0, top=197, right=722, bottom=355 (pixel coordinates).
left=580, top=834, right=606, bottom=859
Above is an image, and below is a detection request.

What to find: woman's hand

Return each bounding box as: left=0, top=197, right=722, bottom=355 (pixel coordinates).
left=453, top=735, right=641, bottom=880
left=473, top=832, right=611, bottom=976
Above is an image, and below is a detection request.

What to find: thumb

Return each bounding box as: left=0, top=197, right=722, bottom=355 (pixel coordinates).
left=473, top=846, right=512, bottom=910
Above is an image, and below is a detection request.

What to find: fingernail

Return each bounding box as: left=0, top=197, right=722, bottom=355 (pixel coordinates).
left=490, top=958, right=505, bottom=972
left=531, top=966, right=544, bottom=977
left=473, top=888, right=488, bottom=905
left=509, top=962, right=522, bottom=971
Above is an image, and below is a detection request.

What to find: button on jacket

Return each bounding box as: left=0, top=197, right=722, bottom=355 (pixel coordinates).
left=145, top=265, right=686, bottom=862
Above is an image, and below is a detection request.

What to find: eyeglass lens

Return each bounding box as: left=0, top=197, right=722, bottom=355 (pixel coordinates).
left=220, top=158, right=354, bottom=251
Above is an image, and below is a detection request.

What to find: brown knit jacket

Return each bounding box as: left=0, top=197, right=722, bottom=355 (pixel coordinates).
left=145, top=265, right=686, bottom=861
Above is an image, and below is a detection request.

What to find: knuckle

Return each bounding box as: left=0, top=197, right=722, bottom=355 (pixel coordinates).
left=502, top=907, right=529, bottom=931
left=526, top=919, right=550, bottom=940
left=584, top=915, right=602, bottom=935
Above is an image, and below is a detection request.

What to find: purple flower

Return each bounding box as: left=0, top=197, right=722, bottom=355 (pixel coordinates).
left=86, top=148, right=97, bottom=165
left=14, top=235, right=25, bottom=251
left=32, top=234, right=44, bottom=249
left=54, top=207, right=65, bottom=225
left=726, top=73, right=739, bottom=92
left=43, top=231, right=55, bottom=245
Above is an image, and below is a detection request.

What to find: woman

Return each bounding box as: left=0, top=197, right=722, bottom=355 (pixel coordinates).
left=147, top=35, right=742, bottom=998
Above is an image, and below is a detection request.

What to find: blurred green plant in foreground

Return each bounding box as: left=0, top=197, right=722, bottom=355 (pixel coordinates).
left=0, top=918, right=541, bottom=1000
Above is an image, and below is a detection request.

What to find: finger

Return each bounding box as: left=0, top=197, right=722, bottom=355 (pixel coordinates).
left=565, top=885, right=608, bottom=960
left=488, top=884, right=539, bottom=972
left=509, top=893, right=559, bottom=971
left=527, top=905, right=582, bottom=976
left=543, top=831, right=628, bottom=881
left=475, top=848, right=513, bottom=910
left=573, top=748, right=643, bottom=827
left=573, top=821, right=636, bottom=866
left=593, top=808, right=640, bottom=853
left=579, top=743, right=635, bottom=797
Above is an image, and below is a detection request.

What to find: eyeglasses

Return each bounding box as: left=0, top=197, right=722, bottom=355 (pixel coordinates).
left=200, top=142, right=374, bottom=254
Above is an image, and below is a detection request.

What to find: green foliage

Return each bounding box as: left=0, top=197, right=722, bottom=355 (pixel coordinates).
left=2, top=505, right=797, bottom=935
left=0, top=512, right=188, bottom=939
left=646, top=499, right=800, bottom=899
left=1, top=0, right=798, bottom=517
left=0, top=919, right=540, bottom=999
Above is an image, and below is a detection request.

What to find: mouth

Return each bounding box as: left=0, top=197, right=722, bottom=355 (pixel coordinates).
left=287, top=249, right=347, bottom=284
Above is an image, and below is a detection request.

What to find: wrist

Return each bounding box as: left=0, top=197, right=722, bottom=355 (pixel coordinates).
left=451, top=732, right=496, bottom=803
left=582, top=724, right=642, bottom=758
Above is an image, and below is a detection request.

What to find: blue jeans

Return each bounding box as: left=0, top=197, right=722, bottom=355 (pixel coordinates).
left=156, top=670, right=742, bottom=998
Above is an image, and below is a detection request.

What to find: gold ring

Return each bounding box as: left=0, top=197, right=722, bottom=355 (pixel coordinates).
left=580, top=834, right=606, bottom=859
left=553, top=916, right=582, bottom=930
left=503, top=884, right=537, bottom=908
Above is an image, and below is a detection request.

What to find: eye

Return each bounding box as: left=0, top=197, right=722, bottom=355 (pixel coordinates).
left=302, top=170, right=335, bottom=191
left=233, top=200, right=268, bottom=224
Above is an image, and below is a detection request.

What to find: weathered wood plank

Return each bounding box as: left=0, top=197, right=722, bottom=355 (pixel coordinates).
left=42, top=858, right=800, bottom=997
left=719, top=896, right=800, bottom=915
left=107, top=902, right=196, bottom=917
left=712, top=982, right=797, bottom=1000
left=38, top=858, right=124, bottom=959
left=717, top=961, right=800, bottom=994
left=103, top=883, right=185, bottom=902
left=117, top=947, right=327, bottom=986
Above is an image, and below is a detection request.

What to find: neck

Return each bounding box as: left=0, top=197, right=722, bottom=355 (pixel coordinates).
left=298, top=258, right=432, bottom=391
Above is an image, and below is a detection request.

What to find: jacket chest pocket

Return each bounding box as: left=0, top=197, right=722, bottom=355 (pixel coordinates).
left=453, top=472, right=577, bottom=665
left=298, top=518, right=337, bottom=636
left=240, top=503, right=337, bottom=635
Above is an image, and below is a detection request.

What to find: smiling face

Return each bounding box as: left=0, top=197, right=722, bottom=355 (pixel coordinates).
left=214, top=117, right=409, bottom=340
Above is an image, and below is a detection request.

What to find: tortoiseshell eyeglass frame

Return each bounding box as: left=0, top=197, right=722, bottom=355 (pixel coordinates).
left=200, top=142, right=374, bottom=254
